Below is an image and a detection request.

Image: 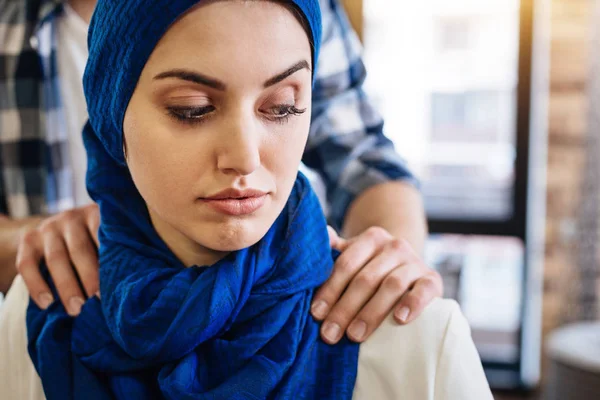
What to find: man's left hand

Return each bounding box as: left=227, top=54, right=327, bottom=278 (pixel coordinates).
left=312, top=226, right=443, bottom=344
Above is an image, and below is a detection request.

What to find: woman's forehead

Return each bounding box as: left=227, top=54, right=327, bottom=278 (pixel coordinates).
left=144, top=1, right=313, bottom=83
left=154, top=1, right=311, bottom=49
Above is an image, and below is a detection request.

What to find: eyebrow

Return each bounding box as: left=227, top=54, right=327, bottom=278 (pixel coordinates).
left=153, top=60, right=310, bottom=90
left=263, top=60, right=310, bottom=88
left=153, top=69, right=226, bottom=90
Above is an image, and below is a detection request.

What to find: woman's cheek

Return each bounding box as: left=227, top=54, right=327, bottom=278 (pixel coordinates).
left=128, top=133, right=191, bottom=208
left=265, top=135, right=299, bottom=182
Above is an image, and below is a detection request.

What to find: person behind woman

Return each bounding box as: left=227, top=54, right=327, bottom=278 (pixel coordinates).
left=26, top=0, right=493, bottom=398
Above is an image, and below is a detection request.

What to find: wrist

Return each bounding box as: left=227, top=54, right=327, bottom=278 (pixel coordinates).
left=0, top=215, right=44, bottom=255
left=342, top=182, right=427, bottom=253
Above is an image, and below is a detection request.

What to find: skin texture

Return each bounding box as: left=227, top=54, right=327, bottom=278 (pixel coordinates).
left=123, top=1, right=313, bottom=267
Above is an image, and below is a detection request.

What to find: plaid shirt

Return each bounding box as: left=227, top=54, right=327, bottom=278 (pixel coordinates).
left=0, top=0, right=416, bottom=229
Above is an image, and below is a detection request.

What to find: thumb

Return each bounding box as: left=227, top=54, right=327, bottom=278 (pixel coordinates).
left=327, top=226, right=348, bottom=251
left=85, top=205, right=101, bottom=249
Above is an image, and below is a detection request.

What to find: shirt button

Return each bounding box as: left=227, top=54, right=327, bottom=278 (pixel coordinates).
left=29, top=36, right=39, bottom=50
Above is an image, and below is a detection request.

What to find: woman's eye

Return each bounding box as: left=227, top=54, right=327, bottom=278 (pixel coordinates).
left=167, top=105, right=215, bottom=124
left=267, top=104, right=306, bottom=123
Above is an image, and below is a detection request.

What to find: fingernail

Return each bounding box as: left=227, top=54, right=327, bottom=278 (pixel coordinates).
left=348, top=320, right=367, bottom=341
left=311, top=300, right=328, bottom=319
left=322, top=322, right=341, bottom=343
left=396, top=306, right=410, bottom=323
left=38, top=292, right=54, bottom=309
left=68, top=296, right=85, bottom=316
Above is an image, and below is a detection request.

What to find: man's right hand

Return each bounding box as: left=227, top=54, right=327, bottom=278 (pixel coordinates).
left=17, top=204, right=100, bottom=316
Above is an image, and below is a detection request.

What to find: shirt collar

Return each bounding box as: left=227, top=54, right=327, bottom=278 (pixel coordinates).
left=28, top=0, right=65, bottom=51
left=34, top=0, right=66, bottom=34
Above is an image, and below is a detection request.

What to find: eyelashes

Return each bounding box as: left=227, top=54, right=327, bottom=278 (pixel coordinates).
left=265, top=104, right=307, bottom=124
left=166, top=104, right=307, bottom=126
left=166, top=105, right=216, bottom=124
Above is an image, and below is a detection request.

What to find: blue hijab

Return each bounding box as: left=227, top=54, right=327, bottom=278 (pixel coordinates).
left=27, top=1, right=359, bottom=399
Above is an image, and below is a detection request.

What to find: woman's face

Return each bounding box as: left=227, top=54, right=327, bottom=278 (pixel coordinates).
left=123, top=0, right=313, bottom=266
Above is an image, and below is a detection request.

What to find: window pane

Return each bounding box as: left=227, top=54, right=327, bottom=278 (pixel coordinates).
left=426, top=235, right=524, bottom=363
left=363, top=0, right=521, bottom=220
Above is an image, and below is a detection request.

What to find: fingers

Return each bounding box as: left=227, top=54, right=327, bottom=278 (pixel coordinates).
left=64, top=221, right=100, bottom=298
left=86, top=204, right=100, bottom=248
left=393, top=272, right=443, bottom=325
left=16, top=230, right=54, bottom=309
left=16, top=205, right=102, bottom=315
left=42, top=227, right=86, bottom=316
left=319, top=240, right=410, bottom=344
left=327, top=226, right=348, bottom=251
left=316, top=225, right=444, bottom=344
left=346, top=262, right=424, bottom=342
left=311, top=227, right=390, bottom=322
left=327, top=226, right=340, bottom=249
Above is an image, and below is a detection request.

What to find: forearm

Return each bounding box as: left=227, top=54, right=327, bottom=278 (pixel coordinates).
left=0, top=215, right=43, bottom=294
left=341, top=181, right=428, bottom=254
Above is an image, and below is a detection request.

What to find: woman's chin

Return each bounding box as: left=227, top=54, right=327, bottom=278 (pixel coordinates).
left=198, top=223, right=270, bottom=252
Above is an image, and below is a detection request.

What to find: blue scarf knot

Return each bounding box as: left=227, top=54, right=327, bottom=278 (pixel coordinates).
left=28, top=170, right=359, bottom=399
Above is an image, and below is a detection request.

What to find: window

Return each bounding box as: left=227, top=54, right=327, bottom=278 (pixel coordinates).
left=364, top=0, right=520, bottom=221
left=436, top=17, right=472, bottom=51
left=363, top=0, right=543, bottom=389
left=426, top=90, right=516, bottom=220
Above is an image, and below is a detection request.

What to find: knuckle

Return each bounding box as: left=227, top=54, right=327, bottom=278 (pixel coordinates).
left=61, top=209, right=81, bottom=225
left=335, top=257, right=356, bottom=275
left=355, top=272, right=378, bottom=289
left=45, top=249, right=67, bottom=266
left=422, top=274, right=437, bottom=286
left=38, top=220, right=56, bottom=235
left=20, top=229, right=39, bottom=246
left=364, top=226, right=385, bottom=240
left=41, top=214, right=71, bottom=234
left=386, top=238, right=406, bottom=254
left=382, top=273, right=406, bottom=293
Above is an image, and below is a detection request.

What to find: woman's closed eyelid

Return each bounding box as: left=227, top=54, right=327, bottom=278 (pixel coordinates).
left=164, top=95, right=212, bottom=106
left=153, top=83, right=213, bottom=103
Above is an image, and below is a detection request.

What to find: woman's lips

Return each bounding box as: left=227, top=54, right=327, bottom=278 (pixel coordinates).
left=201, top=195, right=267, bottom=216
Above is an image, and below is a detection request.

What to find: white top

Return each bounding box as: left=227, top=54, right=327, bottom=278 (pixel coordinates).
left=55, top=4, right=92, bottom=207
left=0, top=276, right=492, bottom=399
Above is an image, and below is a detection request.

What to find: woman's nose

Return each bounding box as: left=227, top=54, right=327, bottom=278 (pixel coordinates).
left=216, top=115, right=261, bottom=176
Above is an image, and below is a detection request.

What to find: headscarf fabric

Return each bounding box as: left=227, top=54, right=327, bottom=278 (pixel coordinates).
left=27, top=0, right=359, bottom=399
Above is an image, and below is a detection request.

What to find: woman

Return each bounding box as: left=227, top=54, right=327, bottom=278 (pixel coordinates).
left=25, top=0, right=493, bottom=398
